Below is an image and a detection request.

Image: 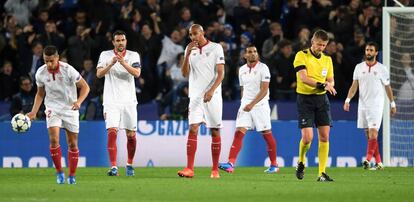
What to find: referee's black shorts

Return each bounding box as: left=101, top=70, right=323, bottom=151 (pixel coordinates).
left=296, top=93, right=332, bottom=129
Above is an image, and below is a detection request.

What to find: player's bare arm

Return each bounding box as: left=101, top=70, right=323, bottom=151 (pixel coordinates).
left=181, top=42, right=198, bottom=77
left=344, top=80, right=359, bottom=112
left=298, top=69, right=337, bottom=95
left=204, top=63, right=224, bottom=103
left=244, top=81, right=269, bottom=112
left=27, top=86, right=46, bottom=120
left=72, top=78, right=90, bottom=110
left=96, top=57, right=117, bottom=78
left=385, top=85, right=397, bottom=116
left=116, top=54, right=141, bottom=77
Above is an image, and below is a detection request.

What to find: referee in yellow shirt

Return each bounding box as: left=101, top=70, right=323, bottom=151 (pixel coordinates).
left=293, top=29, right=336, bottom=182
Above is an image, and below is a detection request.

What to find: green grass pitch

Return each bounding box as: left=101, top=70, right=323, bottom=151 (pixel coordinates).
left=1, top=167, right=413, bottom=202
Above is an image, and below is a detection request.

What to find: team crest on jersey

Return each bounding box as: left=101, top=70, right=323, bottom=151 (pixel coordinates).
left=206, top=52, right=210, bottom=57
left=374, top=71, right=377, bottom=75
left=362, top=71, right=366, bottom=74
left=192, top=53, right=196, bottom=56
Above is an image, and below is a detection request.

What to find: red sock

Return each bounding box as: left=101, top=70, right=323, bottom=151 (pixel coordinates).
left=127, top=134, right=137, bottom=165
left=211, top=135, right=221, bottom=171
left=107, top=128, right=117, bottom=167
left=366, top=138, right=377, bottom=161
left=263, top=132, right=277, bottom=166
left=228, top=130, right=245, bottom=165
left=50, top=145, right=62, bottom=172
left=68, top=148, right=79, bottom=176
left=374, top=140, right=382, bottom=163
left=186, top=132, right=197, bottom=170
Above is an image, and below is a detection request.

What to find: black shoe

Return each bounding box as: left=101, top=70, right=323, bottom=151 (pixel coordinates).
left=296, top=162, right=305, bottom=180
left=362, top=160, right=369, bottom=170
left=317, top=172, right=334, bottom=182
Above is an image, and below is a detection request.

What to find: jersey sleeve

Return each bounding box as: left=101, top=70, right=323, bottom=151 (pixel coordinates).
left=68, top=65, right=82, bottom=83
left=131, top=52, right=141, bottom=68
left=352, top=65, right=359, bottom=80
left=97, top=52, right=106, bottom=69
left=238, top=67, right=244, bottom=87
left=293, top=51, right=306, bottom=71
left=381, top=66, right=391, bottom=85
left=261, top=64, right=271, bottom=82
left=215, top=45, right=225, bottom=65
left=327, top=56, right=334, bottom=79
left=35, top=69, right=44, bottom=87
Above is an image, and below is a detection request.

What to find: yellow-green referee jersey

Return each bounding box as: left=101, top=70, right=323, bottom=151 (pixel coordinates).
left=293, top=48, right=334, bottom=95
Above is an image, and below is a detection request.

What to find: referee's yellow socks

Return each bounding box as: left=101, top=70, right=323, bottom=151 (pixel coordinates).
left=318, top=141, right=329, bottom=176
left=298, top=139, right=311, bottom=163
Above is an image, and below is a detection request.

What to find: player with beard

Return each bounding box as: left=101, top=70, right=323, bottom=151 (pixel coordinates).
left=343, top=42, right=397, bottom=170
left=96, top=30, right=141, bottom=176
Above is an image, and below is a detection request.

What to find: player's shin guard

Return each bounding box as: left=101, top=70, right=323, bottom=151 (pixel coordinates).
left=228, top=130, right=245, bottom=164
left=107, top=128, right=117, bottom=167
left=50, top=145, right=62, bottom=172
left=186, top=132, right=197, bottom=170
left=127, top=134, right=137, bottom=165
left=366, top=138, right=377, bottom=161
left=374, top=140, right=382, bottom=163
left=263, top=132, right=277, bottom=166
left=318, top=141, right=329, bottom=176
left=68, top=149, right=79, bottom=176
left=299, top=139, right=311, bottom=163
left=211, top=135, right=221, bottom=171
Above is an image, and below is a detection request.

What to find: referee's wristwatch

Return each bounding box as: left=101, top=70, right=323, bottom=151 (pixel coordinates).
left=316, top=82, right=327, bottom=90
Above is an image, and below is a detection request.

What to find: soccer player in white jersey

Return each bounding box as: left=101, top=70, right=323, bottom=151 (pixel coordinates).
left=27, top=45, right=90, bottom=184
left=343, top=42, right=397, bottom=170
left=177, top=24, right=225, bottom=179
left=96, top=30, right=141, bottom=177
left=218, top=45, right=279, bottom=174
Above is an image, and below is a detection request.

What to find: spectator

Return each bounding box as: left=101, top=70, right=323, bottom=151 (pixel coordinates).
left=325, top=40, right=347, bottom=99
left=270, top=39, right=296, bottom=100
left=262, top=22, right=283, bottom=63
left=396, top=53, right=414, bottom=100
left=67, top=25, right=96, bottom=71
left=157, top=53, right=188, bottom=119
left=39, top=20, right=65, bottom=52
left=9, top=76, right=44, bottom=119
left=292, top=26, right=311, bottom=52
left=4, top=0, right=39, bottom=26
left=156, top=29, right=184, bottom=99
left=0, top=61, right=19, bottom=101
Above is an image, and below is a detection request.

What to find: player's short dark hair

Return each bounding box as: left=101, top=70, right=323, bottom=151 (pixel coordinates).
left=43, top=45, right=58, bottom=56
left=366, top=41, right=379, bottom=52
left=312, top=29, right=329, bottom=41
left=112, top=30, right=126, bottom=40
left=246, top=44, right=256, bottom=49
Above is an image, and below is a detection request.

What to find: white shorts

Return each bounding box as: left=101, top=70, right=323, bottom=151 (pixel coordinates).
left=236, top=102, right=271, bottom=132
left=104, top=104, right=137, bottom=131
left=45, top=108, right=79, bottom=133
left=357, top=108, right=383, bottom=130
left=188, top=95, right=222, bottom=128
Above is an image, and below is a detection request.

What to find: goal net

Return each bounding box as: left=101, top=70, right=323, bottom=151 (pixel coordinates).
left=383, top=7, right=414, bottom=167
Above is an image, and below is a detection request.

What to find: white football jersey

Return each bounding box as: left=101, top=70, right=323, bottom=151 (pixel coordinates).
left=35, top=61, right=81, bottom=110
left=353, top=61, right=390, bottom=109
left=97, top=50, right=141, bottom=106
left=186, top=41, right=225, bottom=98
left=239, top=61, right=271, bottom=105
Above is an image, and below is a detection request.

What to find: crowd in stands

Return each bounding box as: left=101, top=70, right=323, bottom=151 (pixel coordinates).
left=0, top=0, right=412, bottom=120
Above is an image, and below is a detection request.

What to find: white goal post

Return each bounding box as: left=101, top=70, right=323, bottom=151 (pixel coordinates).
left=382, top=7, right=414, bottom=167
